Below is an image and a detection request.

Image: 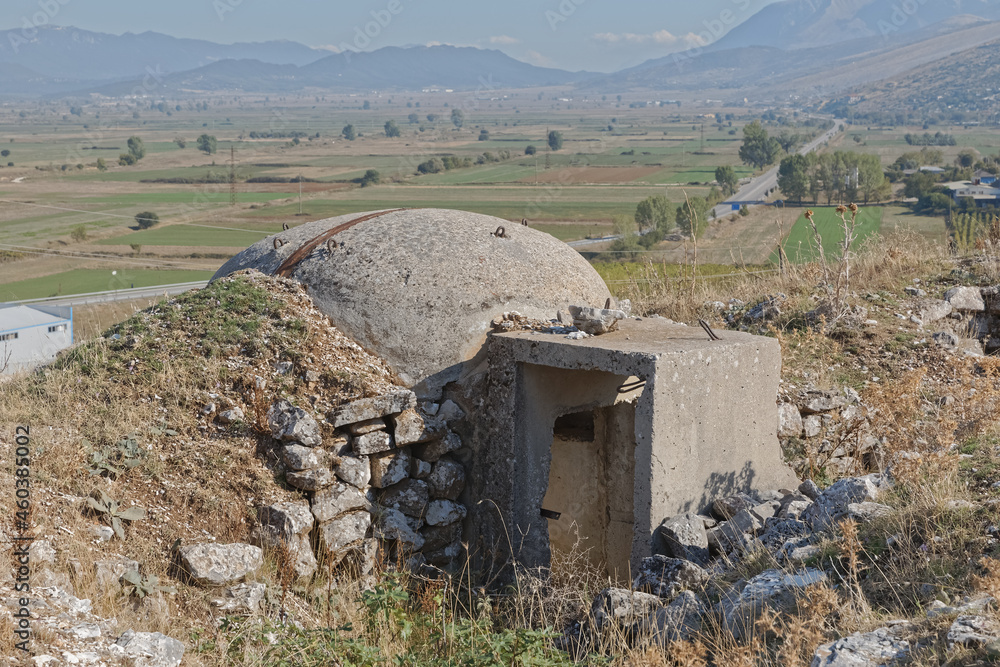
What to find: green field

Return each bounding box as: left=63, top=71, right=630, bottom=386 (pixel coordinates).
left=0, top=269, right=216, bottom=301
left=95, top=224, right=274, bottom=247
left=81, top=192, right=293, bottom=205
left=778, top=207, right=884, bottom=264
left=246, top=197, right=643, bottom=222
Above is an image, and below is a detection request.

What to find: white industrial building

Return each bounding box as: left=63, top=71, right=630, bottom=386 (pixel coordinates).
left=0, top=304, right=73, bottom=375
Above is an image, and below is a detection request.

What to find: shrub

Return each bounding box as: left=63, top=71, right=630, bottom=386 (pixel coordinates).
left=135, top=211, right=159, bottom=229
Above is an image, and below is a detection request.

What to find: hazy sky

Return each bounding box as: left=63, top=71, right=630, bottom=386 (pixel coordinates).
left=4, top=0, right=785, bottom=72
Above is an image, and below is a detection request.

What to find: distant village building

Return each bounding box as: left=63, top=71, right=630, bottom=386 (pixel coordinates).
left=0, top=304, right=73, bottom=375
left=973, top=169, right=998, bottom=186
left=944, top=179, right=1000, bottom=207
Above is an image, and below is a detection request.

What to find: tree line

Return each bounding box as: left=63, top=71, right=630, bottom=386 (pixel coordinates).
left=777, top=151, right=891, bottom=205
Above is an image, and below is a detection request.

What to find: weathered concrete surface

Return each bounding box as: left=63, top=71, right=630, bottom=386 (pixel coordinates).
left=475, top=318, right=797, bottom=580
left=212, top=209, right=611, bottom=395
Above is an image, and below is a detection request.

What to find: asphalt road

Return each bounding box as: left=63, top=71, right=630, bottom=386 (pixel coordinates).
left=11, top=281, right=209, bottom=308
left=711, top=120, right=847, bottom=219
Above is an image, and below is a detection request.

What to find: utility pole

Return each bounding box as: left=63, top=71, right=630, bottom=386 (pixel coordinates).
left=298, top=176, right=303, bottom=215
left=229, top=146, right=236, bottom=206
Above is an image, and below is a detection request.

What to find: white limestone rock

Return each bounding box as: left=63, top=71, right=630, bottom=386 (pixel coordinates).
left=379, top=479, right=431, bottom=518
left=111, top=630, right=185, bottom=667
left=944, top=286, right=985, bottom=312
left=591, top=588, right=663, bottom=631
left=328, top=390, right=417, bottom=427
left=370, top=448, right=411, bottom=488
left=281, top=444, right=330, bottom=471
left=413, top=431, right=463, bottom=463
left=811, top=627, right=911, bottom=667
left=334, top=453, right=371, bottom=488
left=426, top=458, right=466, bottom=500
left=312, top=483, right=370, bottom=523
left=352, top=430, right=394, bottom=456
left=425, top=500, right=467, bottom=526
left=212, top=582, right=266, bottom=614
left=392, top=408, right=447, bottom=447
left=177, top=543, right=263, bottom=586
left=632, top=555, right=711, bottom=600
left=267, top=400, right=321, bottom=447
left=777, top=403, right=804, bottom=438
left=948, top=615, right=1000, bottom=648
left=654, top=513, right=710, bottom=566
left=318, top=512, right=372, bottom=559
left=377, top=508, right=425, bottom=550
left=719, top=568, right=827, bottom=640
left=286, top=467, right=336, bottom=491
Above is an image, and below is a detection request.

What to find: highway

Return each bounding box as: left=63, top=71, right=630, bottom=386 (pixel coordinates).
left=711, top=120, right=847, bottom=219
left=8, top=281, right=209, bottom=308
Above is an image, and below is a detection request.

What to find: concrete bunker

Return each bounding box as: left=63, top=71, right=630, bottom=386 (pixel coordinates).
left=214, top=208, right=798, bottom=578
left=477, top=318, right=799, bottom=580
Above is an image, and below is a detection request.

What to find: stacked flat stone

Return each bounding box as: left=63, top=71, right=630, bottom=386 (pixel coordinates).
left=256, top=392, right=469, bottom=577
left=777, top=388, right=878, bottom=478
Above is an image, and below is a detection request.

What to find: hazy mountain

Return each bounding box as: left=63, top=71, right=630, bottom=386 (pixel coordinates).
left=850, top=35, right=1000, bottom=115
left=714, top=0, right=1000, bottom=51
left=81, top=45, right=594, bottom=96
left=0, top=25, right=325, bottom=81
left=0, top=62, right=47, bottom=84
left=577, top=16, right=1000, bottom=99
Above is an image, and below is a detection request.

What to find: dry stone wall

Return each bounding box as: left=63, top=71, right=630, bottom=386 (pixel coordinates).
left=254, top=391, right=470, bottom=576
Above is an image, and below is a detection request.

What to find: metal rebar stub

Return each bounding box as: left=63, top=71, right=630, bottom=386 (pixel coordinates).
left=698, top=319, right=722, bottom=341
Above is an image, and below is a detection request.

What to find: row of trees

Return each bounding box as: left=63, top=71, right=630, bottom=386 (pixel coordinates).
left=116, top=134, right=218, bottom=168
left=416, top=150, right=514, bottom=174
left=776, top=151, right=891, bottom=205
left=339, top=120, right=564, bottom=153
left=904, top=132, right=956, bottom=146
left=610, top=187, right=727, bottom=257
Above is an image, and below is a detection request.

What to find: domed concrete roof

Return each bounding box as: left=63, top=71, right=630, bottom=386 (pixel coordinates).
left=213, top=208, right=611, bottom=394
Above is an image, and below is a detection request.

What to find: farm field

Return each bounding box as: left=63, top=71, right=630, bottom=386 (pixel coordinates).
left=0, top=92, right=967, bottom=301
left=0, top=269, right=215, bottom=302
left=778, top=206, right=884, bottom=264
left=95, top=224, right=273, bottom=247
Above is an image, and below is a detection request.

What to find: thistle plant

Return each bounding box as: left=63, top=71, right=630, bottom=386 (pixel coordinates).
left=122, top=569, right=176, bottom=599
left=87, top=490, right=146, bottom=539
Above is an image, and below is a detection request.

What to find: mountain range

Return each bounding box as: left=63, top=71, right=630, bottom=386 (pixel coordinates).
left=714, top=0, right=1000, bottom=51
left=2, top=1, right=1000, bottom=101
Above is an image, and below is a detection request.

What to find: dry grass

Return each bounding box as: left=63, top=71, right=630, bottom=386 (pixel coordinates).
left=613, top=228, right=948, bottom=326
left=7, top=224, right=1000, bottom=665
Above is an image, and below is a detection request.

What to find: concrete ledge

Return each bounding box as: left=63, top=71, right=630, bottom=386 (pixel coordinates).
left=474, top=318, right=797, bottom=580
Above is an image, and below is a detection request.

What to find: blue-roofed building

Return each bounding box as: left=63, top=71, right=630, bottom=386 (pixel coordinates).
left=974, top=170, right=998, bottom=187
left=0, top=304, right=73, bottom=375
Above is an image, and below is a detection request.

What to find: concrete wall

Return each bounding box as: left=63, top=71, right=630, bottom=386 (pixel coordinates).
left=473, top=319, right=797, bottom=582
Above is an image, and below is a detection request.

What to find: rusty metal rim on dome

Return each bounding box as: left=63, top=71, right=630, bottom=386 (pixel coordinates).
left=274, top=208, right=408, bottom=278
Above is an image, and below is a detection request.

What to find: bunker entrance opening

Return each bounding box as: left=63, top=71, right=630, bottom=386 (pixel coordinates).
left=535, top=373, right=642, bottom=584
